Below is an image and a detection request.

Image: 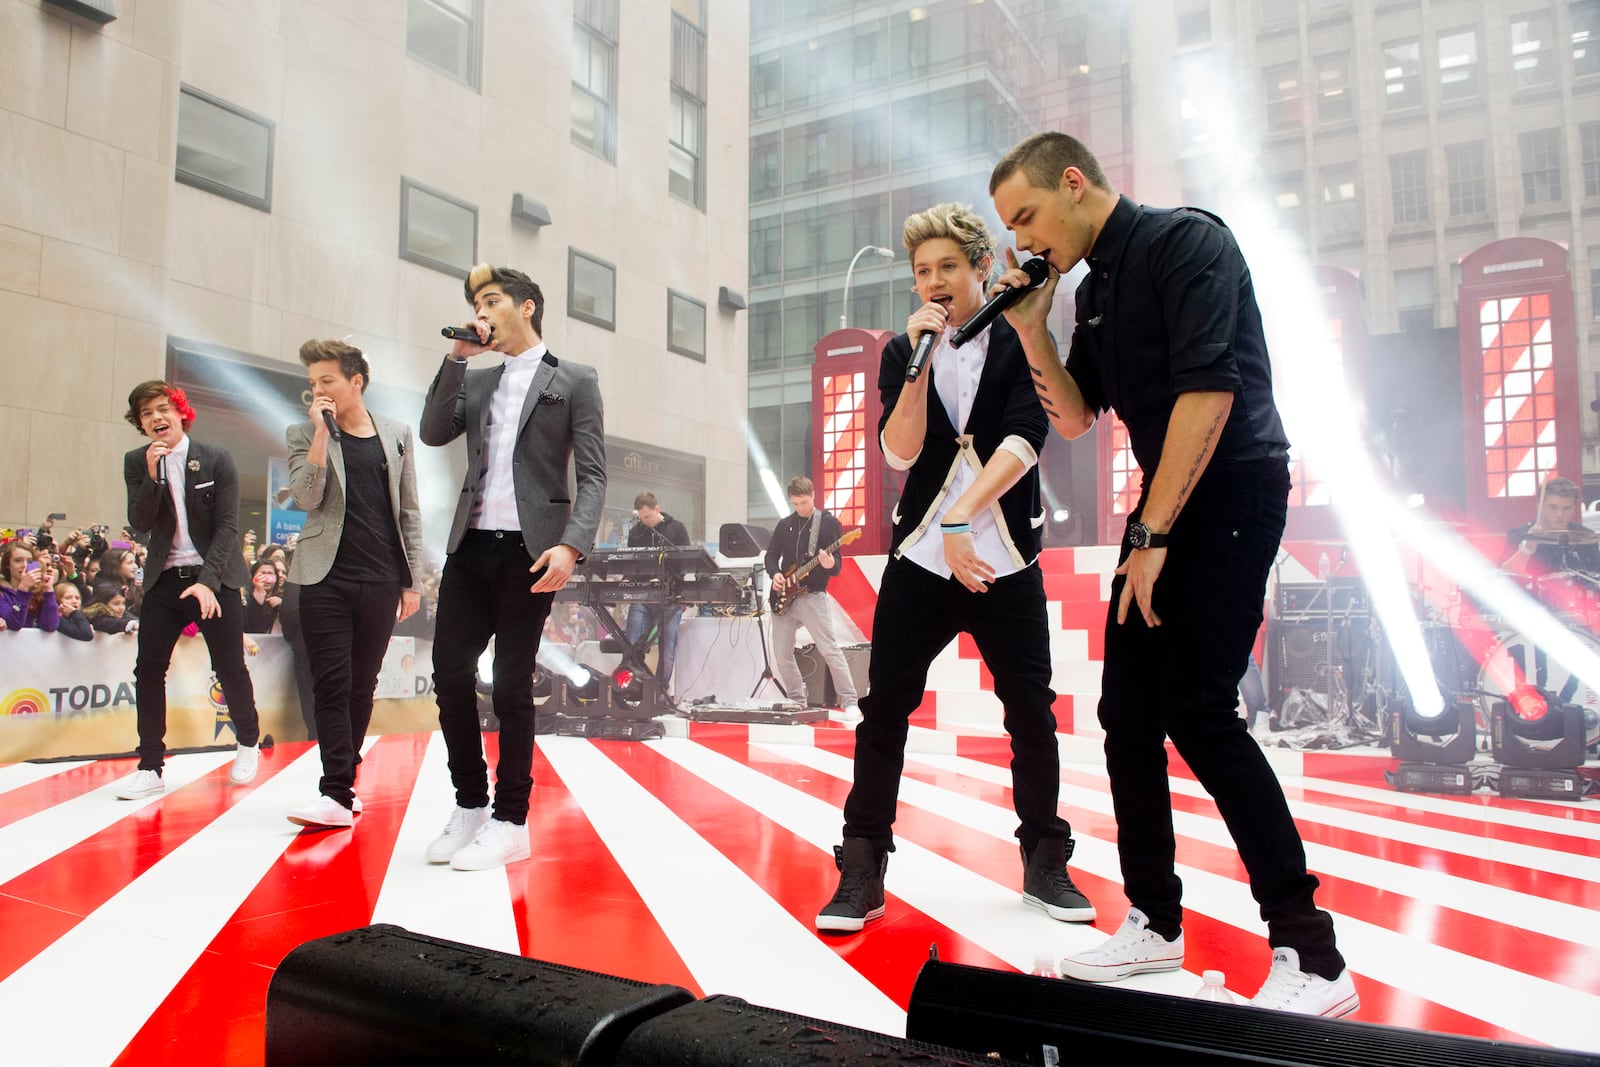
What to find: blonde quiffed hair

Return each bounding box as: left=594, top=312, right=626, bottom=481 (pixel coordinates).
left=901, top=202, right=996, bottom=274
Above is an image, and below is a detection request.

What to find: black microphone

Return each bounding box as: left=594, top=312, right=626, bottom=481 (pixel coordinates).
left=441, top=325, right=489, bottom=343
left=154, top=453, right=165, bottom=487
left=948, top=256, right=1050, bottom=349
left=322, top=409, right=341, bottom=441
left=905, top=330, right=938, bottom=383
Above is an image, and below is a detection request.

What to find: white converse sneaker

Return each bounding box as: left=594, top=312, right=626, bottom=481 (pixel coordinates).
left=229, top=744, right=260, bottom=784
left=425, top=805, right=490, bottom=863
left=351, top=795, right=363, bottom=815
left=843, top=704, right=863, bottom=723
left=1059, top=907, right=1184, bottom=982
left=116, top=769, right=165, bottom=800
left=288, top=794, right=354, bottom=829
left=1248, top=947, right=1359, bottom=1018
left=450, top=818, right=531, bottom=871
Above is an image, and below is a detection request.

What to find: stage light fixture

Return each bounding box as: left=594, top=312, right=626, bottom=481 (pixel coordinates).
left=1388, top=690, right=1476, bottom=794
left=566, top=665, right=602, bottom=705
left=610, top=663, right=644, bottom=705
left=531, top=667, right=552, bottom=700
left=1491, top=686, right=1585, bottom=799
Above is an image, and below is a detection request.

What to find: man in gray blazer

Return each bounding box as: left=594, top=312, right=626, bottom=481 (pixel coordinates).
left=114, top=381, right=262, bottom=800
left=282, top=339, right=426, bottom=830
left=419, top=263, right=606, bottom=871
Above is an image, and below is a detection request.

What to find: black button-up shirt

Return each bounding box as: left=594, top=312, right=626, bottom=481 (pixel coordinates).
left=1065, top=195, right=1290, bottom=476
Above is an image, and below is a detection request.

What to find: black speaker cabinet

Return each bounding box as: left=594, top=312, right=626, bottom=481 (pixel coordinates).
left=793, top=642, right=871, bottom=707
left=1268, top=617, right=1374, bottom=715
left=613, top=994, right=1019, bottom=1066
left=906, top=959, right=1591, bottom=1066
left=265, top=925, right=694, bottom=1067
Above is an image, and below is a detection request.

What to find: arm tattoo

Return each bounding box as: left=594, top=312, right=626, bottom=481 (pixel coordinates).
left=1162, top=402, right=1228, bottom=529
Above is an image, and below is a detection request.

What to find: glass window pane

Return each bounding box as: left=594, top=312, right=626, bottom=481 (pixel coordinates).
left=176, top=87, right=273, bottom=210
left=400, top=179, right=477, bottom=277
left=569, top=249, right=616, bottom=329
left=407, top=0, right=479, bottom=89
left=668, top=291, right=706, bottom=360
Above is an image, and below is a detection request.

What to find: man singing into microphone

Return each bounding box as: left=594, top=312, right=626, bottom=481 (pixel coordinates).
left=282, top=339, right=425, bottom=829
left=420, top=264, right=605, bottom=870
left=988, top=132, right=1354, bottom=1016
left=114, top=381, right=262, bottom=800
left=816, top=203, right=1094, bottom=932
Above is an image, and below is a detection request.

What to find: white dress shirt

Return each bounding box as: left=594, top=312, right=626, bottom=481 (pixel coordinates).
left=471, top=344, right=547, bottom=531
left=163, top=435, right=205, bottom=568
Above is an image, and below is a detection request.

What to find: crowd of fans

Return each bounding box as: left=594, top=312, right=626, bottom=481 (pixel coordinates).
left=0, top=515, right=445, bottom=646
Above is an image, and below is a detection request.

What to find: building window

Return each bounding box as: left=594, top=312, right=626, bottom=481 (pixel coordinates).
left=1591, top=247, right=1600, bottom=319
left=1271, top=171, right=1306, bottom=239
left=667, top=291, right=706, bottom=361
left=398, top=179, right=477, bottom=278
left=175, top=86, right=274, bottom=212
left=1263, top=62, right=1302, bottom=132
left=1576, top=1, right=1600, bottom=77
left=1313, top=52, right=1352, bottom=125
left=1395, top=267, right=1434, bottom=332
left=568, top=249, right=616, bottom=331
left=752, top=50, right=781, bottom=117
left=1520, top=128, right=1563, bottom=205
left=750, top=215, right=782, bottom=284
left=669, top=13, right=707, bottom=208
left=1582, top=122, right=1600, bottom=198
left=1389, top=151, right=1429, bottom=224
left=1320, top=166, right=1358, bottom=236
left=1438, top=27, right=1479, bottom=102
left=1382, top=39, right=1422, bottom=111
left=1257, top=0, right=1297, bottom=30
left=751, top=133, right=781, bottom=201
left=1511, top=12, right=1555, bottom=90
left=406, top=0, right=482, bottom=90
left=572, top=5, right=618, bottom=160
left=1446, top=141, right=1488, bottom=215
left=1176, top=0, right=1210, bottom=45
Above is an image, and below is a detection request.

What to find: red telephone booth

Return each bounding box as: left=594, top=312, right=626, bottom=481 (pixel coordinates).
left=811, top=328, right=897, bottom=556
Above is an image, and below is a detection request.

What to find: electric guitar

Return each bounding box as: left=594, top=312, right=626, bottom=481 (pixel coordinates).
left=770, top=529, right=861, bottom=615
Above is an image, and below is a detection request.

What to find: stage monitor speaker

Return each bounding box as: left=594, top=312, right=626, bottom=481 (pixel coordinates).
left=794, top=642, right=871, bottom=706
left=265, top=925, right=695, bottom=1067
left=718, top=522, right=770, bottom=558
left=613, top=993, right=1017, bottom=1066
left=1268, top=616, right=1375, bottom=716
left=906, top=959, right=1592, bottom=1066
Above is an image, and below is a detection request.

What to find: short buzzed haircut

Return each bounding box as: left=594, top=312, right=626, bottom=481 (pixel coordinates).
left=465, top=263, right=545, bottom=335
left=1543, top=476, right=1581, bottom=502
left=299, top=339, right=371, bottom=392
left=634, top=491, right=659, bottom=510
left=786, top=475, right=814, bottom=498
left=989, top=131, right=1110, bottom=195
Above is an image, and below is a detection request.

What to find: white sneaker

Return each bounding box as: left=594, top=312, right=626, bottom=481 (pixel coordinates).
left=229, top=744, right=260, bottom=784
left=843, top=704, right=863, bottom=723
left=425, top=805, right=490, bottom=863
left=116, top=769, right=165, bottom=800
left=1059, top=907, right=1185, bottom=982
left=352, top=795, right=363, bottom=815
left=450, top=818, right=531, bottom=871
left=1248, top=947, right=1359, bottom=1018
left=288, top=794, right=354, bottom=829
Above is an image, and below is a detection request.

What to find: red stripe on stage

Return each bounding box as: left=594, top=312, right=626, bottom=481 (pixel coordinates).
left=0, top=741, right=311, bottom=984
left=0, top=758, right=134, bottom=830
left=110, top=733, right=429, bottom=1067
left=829, top=560, right=879, bottom=640
left=606, top=738, right=1015, bottom=1009
left=517, top=741, right=700, bottom=992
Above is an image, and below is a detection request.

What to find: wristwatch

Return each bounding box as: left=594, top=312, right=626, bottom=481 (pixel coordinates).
left=1126, top=522, right=1169, bottom=550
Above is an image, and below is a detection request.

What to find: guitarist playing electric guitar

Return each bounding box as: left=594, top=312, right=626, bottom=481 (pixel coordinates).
left=763, top=475, right=862, bottom=721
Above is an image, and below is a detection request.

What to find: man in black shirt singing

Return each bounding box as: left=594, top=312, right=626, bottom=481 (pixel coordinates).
left=988, top=132, right=1355, bottom=1017
left=624, top=491, right=691, bottom=698
left=283, top=339, right=425, bottom=829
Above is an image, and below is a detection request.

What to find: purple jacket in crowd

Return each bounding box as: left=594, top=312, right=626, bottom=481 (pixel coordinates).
left=0, top=584, right=60, bottom=633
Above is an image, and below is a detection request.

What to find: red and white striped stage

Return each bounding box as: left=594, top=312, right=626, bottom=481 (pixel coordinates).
left=2, top=717, right=1598, bottom=1065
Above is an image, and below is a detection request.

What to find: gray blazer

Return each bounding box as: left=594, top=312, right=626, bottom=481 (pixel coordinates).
left=284, top=413, right=425, bottom=589
left=419, top=350, right=606, bottom=562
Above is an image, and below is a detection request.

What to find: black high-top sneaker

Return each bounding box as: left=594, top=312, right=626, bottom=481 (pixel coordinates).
left=816, top=838, right=888, bottom=932
left=1021, top=837, right=1096, bottom=922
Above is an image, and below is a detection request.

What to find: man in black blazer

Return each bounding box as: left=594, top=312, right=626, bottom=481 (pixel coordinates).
left=420, top=263, right=606, bottom=871
left=817, top=203, right=1093, bottom=932
left=114, top=381, right=262, bottom=800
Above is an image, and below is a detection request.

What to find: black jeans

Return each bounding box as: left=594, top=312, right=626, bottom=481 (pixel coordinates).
left=134, top=568, right=260, bottom=771
left=843, top=558, right=1071, bottom=852
left=300, top=576, right=401, bottom=808
left=278, top=582, right=319, bottom=740
left=432, top=530, right=554, bottom=825
left=1100, top=459, right=1344, bottom=978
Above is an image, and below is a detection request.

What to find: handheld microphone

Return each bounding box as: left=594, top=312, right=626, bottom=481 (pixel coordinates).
left=441, top=325, right=489, bottom=343
left=948, top=256, right=1050, bottom=349
left=322, top=409, right=341, bottom=441
left=154, top=453, right=165, bottom=488
left=905, top=330, right=938, bottom=383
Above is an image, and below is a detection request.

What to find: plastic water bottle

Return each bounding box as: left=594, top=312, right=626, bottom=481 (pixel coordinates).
left=1317, top=551, right=1331, bottom=582
left=1029, top=953, right=1059, bottom=979
left=1193, top=970, right=1235, bottom=1003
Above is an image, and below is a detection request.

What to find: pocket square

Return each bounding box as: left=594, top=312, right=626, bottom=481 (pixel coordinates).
left=194, top=480, right=216, bottom=489
left=537, top=391, right=566, bottom=405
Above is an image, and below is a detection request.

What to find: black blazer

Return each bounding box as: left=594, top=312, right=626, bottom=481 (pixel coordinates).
left=877, top=316, right=1048, bottom=563
left=123, top=439, right=250, bottom=592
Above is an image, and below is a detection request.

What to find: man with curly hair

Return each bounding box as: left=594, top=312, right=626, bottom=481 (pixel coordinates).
left=113, top=381, right=263, bottom=800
